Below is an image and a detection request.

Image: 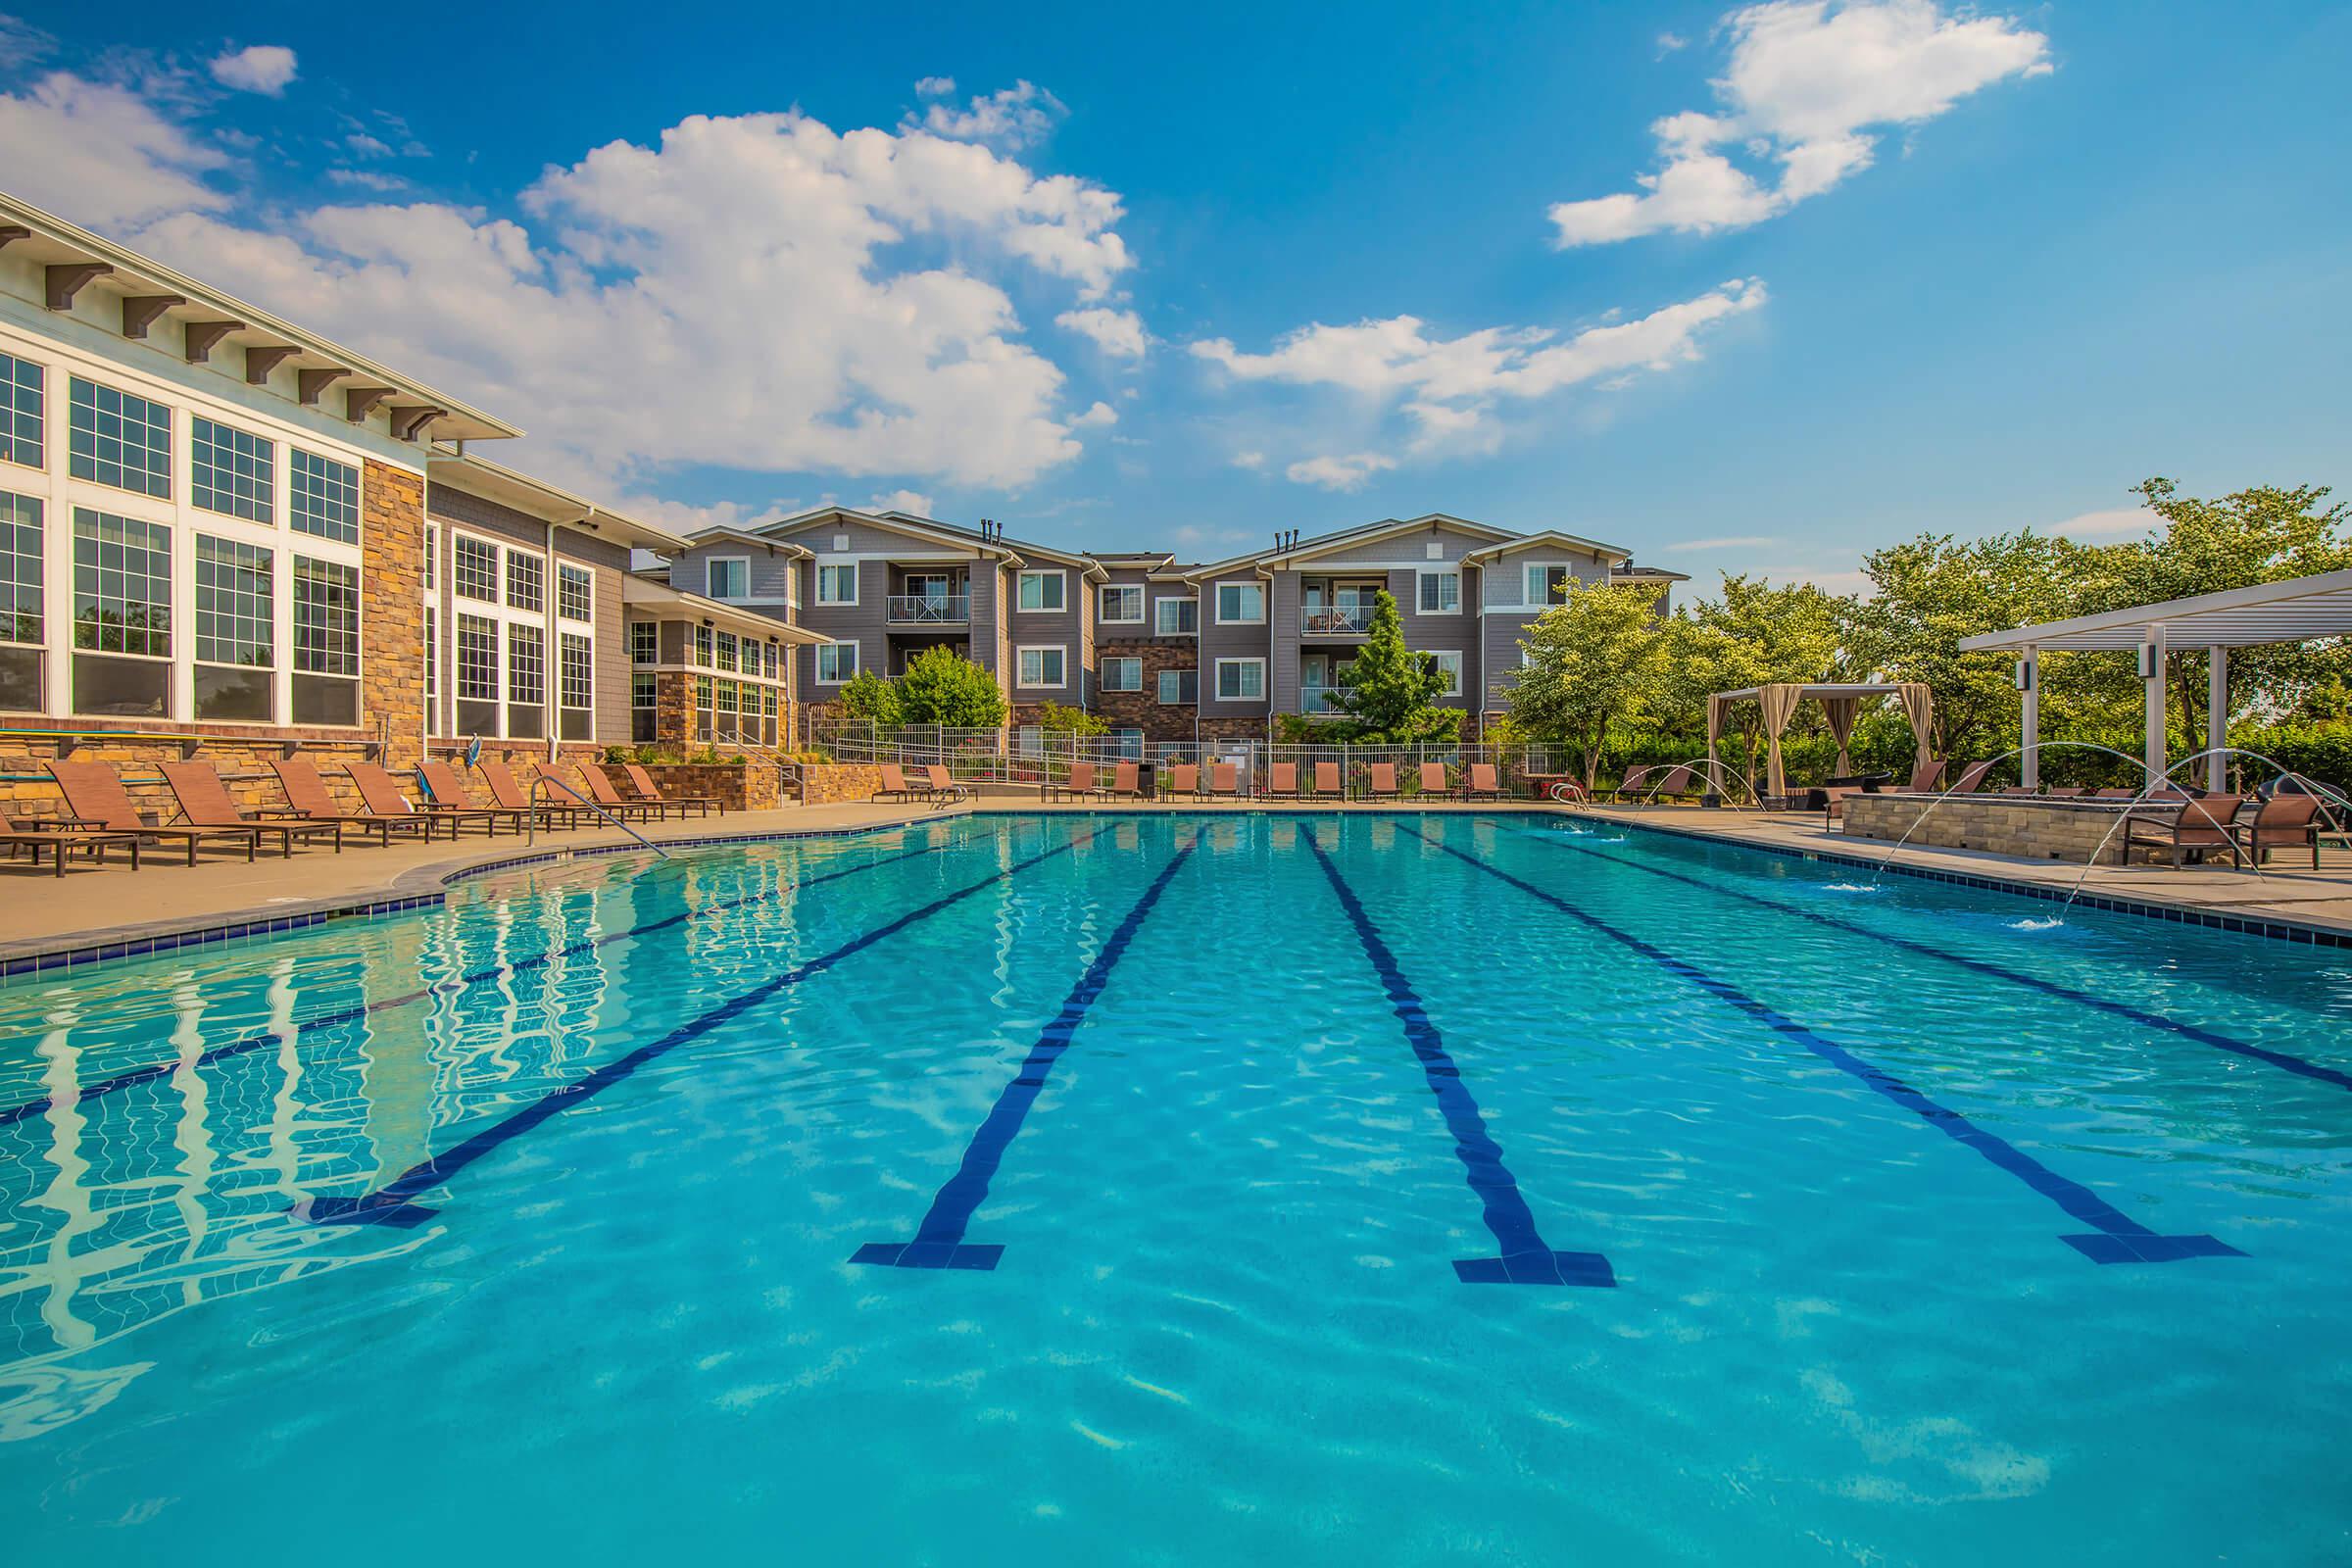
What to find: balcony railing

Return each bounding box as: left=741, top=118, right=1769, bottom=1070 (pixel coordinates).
left=1300, top=685, right=1357, bottom=715
left=887, top=594, right=969, bottom=624
left=1300, top=608, right=1372, bottom=635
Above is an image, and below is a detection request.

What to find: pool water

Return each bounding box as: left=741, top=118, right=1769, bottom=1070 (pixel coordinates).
left=3, top=813, right=2348, bottom=1564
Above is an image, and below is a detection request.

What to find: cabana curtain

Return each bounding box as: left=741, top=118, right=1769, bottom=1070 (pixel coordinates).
left=1821, top=695, right=1863, bottom=777
left=1898, top=682, right=1935, bottom=771
left=1702, top=681, right=1936, bottom=804
left=1756, top=682, right=1804, bottom=802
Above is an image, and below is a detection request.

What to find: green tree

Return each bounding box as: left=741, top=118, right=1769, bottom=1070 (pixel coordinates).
left=1507, top=579, right=1671, bottom=787
left=1033, top=699, right=1107, bottom=737
left=835, top=665, right=903, bottom=726
left=1324, top=589, right=1460, bottom=743
left=1655, top=574, right=1853, bottom=736
left=895, top=646, right=1008, bottom=727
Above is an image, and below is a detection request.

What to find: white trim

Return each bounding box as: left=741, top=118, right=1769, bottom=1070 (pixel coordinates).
left=1016, top=643, right=1068, bottom=689
left=1098, top=582, right=1145, bottom=624
left=814, top=561, right=859, bottom=606
left=813, top=640, right=859, bottom=684
left=1213, top=656, right=1266, bottom=702
left=1155, top=667, right=1197, bottom=706
left=1416, top=567, right=1463, bottom=616
left=1099, top=655, right=1142, bottom=692
left=1015, top=567, right=1067, bottom=613
left=1427, top=649, right=1464, bottom=698
left=1153, top=595, right=1199, bottom=636
left=1213, top=580, right=1266, bottom=625
left=704, top=554, right=751, bottom=602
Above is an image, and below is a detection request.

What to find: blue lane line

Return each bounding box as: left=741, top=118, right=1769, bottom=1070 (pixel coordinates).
left=1519, top=825, right=2352, bottom=1095
left=1301, top=823, right=1614, bottom=1287
left=0, top=826, right=985, bottom=1131
left=299, top=828, right=1103, bottom=1229
left=854, top=837, right=1200, bottom=1271
left=1397, top=823, right=2238, bottom=1266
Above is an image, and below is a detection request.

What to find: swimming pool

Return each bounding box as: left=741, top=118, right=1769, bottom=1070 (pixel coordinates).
left=3, top=811, right=2347, bottom=1563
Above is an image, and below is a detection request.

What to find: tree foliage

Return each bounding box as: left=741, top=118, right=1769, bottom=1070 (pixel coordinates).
left=835, top=666, right=903, bottom=726
left=1507, top=580, right=1671, bottom=786
left=1325, top=590, right=1461, bottom=743
left=893, top=646, right=1007, bottom=728
left=1033, top=699, right=1107, bottom=736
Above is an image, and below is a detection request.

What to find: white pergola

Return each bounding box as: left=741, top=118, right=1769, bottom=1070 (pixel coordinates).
left=1957, top=566, right=2352, bottom=789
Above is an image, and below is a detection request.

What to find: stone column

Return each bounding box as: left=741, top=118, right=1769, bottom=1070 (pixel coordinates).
left=360, top=459, right=427, bottom=769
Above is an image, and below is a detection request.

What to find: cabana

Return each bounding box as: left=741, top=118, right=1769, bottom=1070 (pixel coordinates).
left=1958, top=566, right=2352, bottom=790
left=1706, top=681, right=1934, bottom=804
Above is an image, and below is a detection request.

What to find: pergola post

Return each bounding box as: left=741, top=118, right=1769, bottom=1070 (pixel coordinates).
left=2206, top=646, right=2229, bottom=791
left=2019, top=648, right=2039, bottom=789
left=2141, top=624, right=2167, bottom=783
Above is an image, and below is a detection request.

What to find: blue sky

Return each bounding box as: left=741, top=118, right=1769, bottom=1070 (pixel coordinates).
left=2, top=1, right=2347, bottom=590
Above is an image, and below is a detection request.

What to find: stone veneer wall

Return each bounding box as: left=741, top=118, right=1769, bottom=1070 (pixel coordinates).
left=1841, top=794, right=2153, bottom=865
left=1093, top=639, right=1198, bottom=742
left=0, top=738, right=382, bottom=825
left=360, top=459, right=428, bottom=770
left=635, top=762, right=778, bottom=812
left=799, top=763, right=886, bottom=805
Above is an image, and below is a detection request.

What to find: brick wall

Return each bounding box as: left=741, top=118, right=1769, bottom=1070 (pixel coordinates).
left=361, top=459, right=427, bottom=769
left=1095, top=638, right=1196, bottom=741
left=0, top=737, right=383, bottom=825
left=637, top=762, right=777, bottom=811
left=800, top=763, right=887, bottom=805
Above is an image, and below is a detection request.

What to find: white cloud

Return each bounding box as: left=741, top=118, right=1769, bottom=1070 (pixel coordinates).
left=1665, top=533, right=1781, bottom=552
left=209, top=43, right=298, bottom=96
left=1657, top=30, right=1690, bottom=53
left=0, top=14, right=55, bottom=69
left=2049, top=506, right=2158, bottom=538
left=907, top=80, right=1066, bottom=151
left=1286, top=452, right=1397, bottom=492
left=1193, top=277, right=1765, bottom=464
left=867, top=489, right=936, bottom=516
left=914, top=76, right=956, bottom=97
left=1231, top=450, right=1265, bottom=471
left=324, top=169, right=406, bottom=192
left=346, top=131, right=393, bottom=159
left=1551, top=1, right=2050, bottom=246
left=1054, top=305, right=1146, bottom=358
left=0, top=72, right=227, bottom=227
left=1071, top=401, right=1117, bottom=427
left=74, top=96, right=1136, bottom=493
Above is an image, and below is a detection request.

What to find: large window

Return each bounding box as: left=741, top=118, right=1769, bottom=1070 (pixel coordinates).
left=68, top=377, right=172, bottom=498
left=1427, top=650, right=1464, bottom=698
left=694, top=623, right=712, bottom=666
left=1214, top=582, right=1265, bottom=624
left=453, top=535, right=499, bottom=601
left=1101, top=656, right=1141, bottom=692
left=424, top=605, right=437, bottom=729
left=560, top=631, right=594, bottom=739
left=506, top=551, right=543, bottom=612
left=72, top=509, right=172, bottom=715
left=1418, top=570, right=1461, bottom=614
left=714, top=630, right=738, bottom=673
left=559, top=563, right=594, bottom=622
left=290, top=448, right=360, bottom=543
left=1525, top=564, right=1573, bottom=605
left=194, top=534, right=275, bottom=719
left=707, top=558, right=748, bottom=601
left=1156, top=667, right=1197, bottom=705
left=0, top=490, right=40, bottom=710
left=1017, top=569, right=1065, bottom=612
left=456, top=612, right=499, bottom=734
left=1018, top=646, right=1065, bottom=688
left=508, top=623, right=545, bottom=738
left=423, top=526, right=436, bottom=591
left=814, top=642, right=858, bottom=683
left=816, top=563, right=858, bottom=604
left=631, top=671, right=658, bottom=742
left=1, top=351, right=42, bottom=468
left=191, top=417, right=275, bottom=523
left=1214, top=658, right=1265, bottom=702
left=293, top=556, right=361, bottom=725
left=629, top=619, right=658, bottom=665
left=1099, top=584, right=1143, bottom=624
left=1154, top=597, right=1198, bottom=636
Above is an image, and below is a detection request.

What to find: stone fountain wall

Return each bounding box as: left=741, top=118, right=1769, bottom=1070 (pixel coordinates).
left=1840, top=794, right=2149, bottom=865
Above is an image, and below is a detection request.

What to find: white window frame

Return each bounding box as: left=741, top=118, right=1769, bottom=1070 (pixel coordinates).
left=1427, top=650, right=1464, bottom=698
left=1213, top=581, right=1266, bottom=625
left=1016, top=568, right=1066, bottom=613
left=445, top=529, right=548, bottom=738
left=1098, top=583, right=1144, bottom=624
left=1154, top=596, right=1198, bottom=636
left=706, top=555, right=751, bottom=602
left=1417, top=569, right=1462, bottom=616
left=1156, top=668, right=1196, bottom=706
left=1017, top=644, right=1067, bottom=689
left=1100, top=656, right=1141, bottom=692
left=557, top=561, right=595, bottom=623
left=1213, top=657, right=1266, bottom=703
left=814, top=640, right=858, bottom=683
left=816, top=562, right=858, bottom=605
left=1525, top=563, right=1575, bottom=607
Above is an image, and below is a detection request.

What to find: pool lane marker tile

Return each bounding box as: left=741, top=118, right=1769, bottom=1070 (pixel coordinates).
left=1299, top=823, right=1615, bottom=1289
left=299, top=828, right=1103, bottom=1229
left=0, top=827, right=987, bottom=1132
left=854, top=838, right=1200, bottom=1272
left=1516, top=826, right=2352, bottom=1097
left=1397, top=824, right=2239, bottom=1268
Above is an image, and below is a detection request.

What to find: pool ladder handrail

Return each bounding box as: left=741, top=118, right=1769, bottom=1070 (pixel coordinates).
left=526, top=773, right=670, bottom=858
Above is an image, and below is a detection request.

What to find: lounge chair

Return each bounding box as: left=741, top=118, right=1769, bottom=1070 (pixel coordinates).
left=2238, top=793, right=2325, bottom=868
left=1166, top=763, right=1200, bottom=799
left=161, top=760, right=344, bottom=857
left=2000, top=785, right=2037, bottom=797
left=2, top=812, right=141, bottom=875
left=1311, top=761, right=1342, bottom=801
left=1109, top=761, right=1146, bottom=800
left=1048, top=761, right=1103, bottom=803
left=576, top=760, right=671, bottom=822
left=1464, top=762, right=1504, bottom=801
left=1895, top=760, right=1948, bottom=794
left=2123, top=794, right=2246, bottom=868
left=1365, top=762, right=1400, bottom=802
left=1266, top=761, right=1299, bottom=799
left=418, top=760, right=539, bottom=837
left=622, top=761, right=722, bottom=818
left=1417, top=761, right=1450, bottom=797
left=1948, top=760, right=1996, bottom=795
left=478, top=760, right=593, bottom=831
left=2043, top=786, right=2087, bottom=798
left=271, top=756, right=439, bottom=846
left=1206, top=762, right=1240, bottom=799
left=347, top=760, right=497, bottom=839
left=47, top=760, right=259, bottom=865
left=874, top=762, right=925, bottom=804
left=923, top=764, right=973, bottom=804
left=2095, top=787, right=2139, bottom=801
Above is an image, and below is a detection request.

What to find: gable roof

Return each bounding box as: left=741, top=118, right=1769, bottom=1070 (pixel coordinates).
left=427, top=451, right=688, bottom=553
left=679, top=525, right=811, bottom=557
left=1462, top=527, right=1634, bottom=564
left=753, top=506, right=1104, bottom=578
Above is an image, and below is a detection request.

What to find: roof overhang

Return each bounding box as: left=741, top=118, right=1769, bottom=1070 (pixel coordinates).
left=680, top=525, right=811, bottom=558
left=1464, top=528, right=1635, bottom=564
left=1, top=192, right=520, bottom=443
left=618, top=577, right=829, bottom=643
left=426, top=450, right=689, bottom=553
left=1957, top=567, right=2352, bottom=653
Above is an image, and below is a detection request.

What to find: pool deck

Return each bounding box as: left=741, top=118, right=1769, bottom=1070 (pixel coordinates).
left=1582, top=805, right=2352, bottom=942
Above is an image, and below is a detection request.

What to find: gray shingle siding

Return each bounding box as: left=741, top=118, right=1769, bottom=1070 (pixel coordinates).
left=1198, top=570, right=1272, bottom=717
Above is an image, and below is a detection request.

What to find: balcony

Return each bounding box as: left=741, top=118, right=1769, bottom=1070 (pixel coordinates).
left=1300, top=607, right=1372, bottom=636
left=1300, top=685, right=1356, bottom=716
left=887, top=594, right=970, bottom=625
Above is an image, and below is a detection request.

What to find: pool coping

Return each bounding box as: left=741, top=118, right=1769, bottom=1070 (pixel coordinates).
left=0, top=813, right=961, bottom=980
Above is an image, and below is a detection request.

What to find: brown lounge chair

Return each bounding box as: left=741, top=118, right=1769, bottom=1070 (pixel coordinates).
left=1463, top=762, right=1504, bottom=801
left=2124, top=794, right=2246, bottom=868
left=1048, top=761, right=1103, bottom=803
left=2000, top=785, right=2037, bottom=797
left=478, top=760, right=593, bottom=831
left=161, top=760, right=343, bottom=857
left=1417, top=761, right=1451, bottom=797
left=2043, top=786, right=2087, bottom=798
left=419, top=760, right=535, bottom=836
left=1365, top=762, right=1400, bottom=802
left=874, top=762, right=925, bottom=804
left=2, top=812, right=141, bottom=875
left=623, top=762, right=721, bottom=818
left=1895, top=760, right=1949, bottom=794
left=1307, top=761, right=1342, bottom=801
left=575, top=760, right=670, bottom=822
left=1109, top=761, right=1145, bottom=800
left=346, top=760, right=493, bottom=839
left=2238, top=794, right=2325, bottom=868
left=1165, top=763, right=1200, bottom=799
left=1206, top=762, right=1240, bottom=799
left=271, top=756, right=439, bottom=845
left=47, top=760, right=259, bottom=865
left=1266, top=761, right=1299, bottom=799
left=1948, top=760, right=1996, bottom=795
left=923, top=764, right=973, bottom=804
